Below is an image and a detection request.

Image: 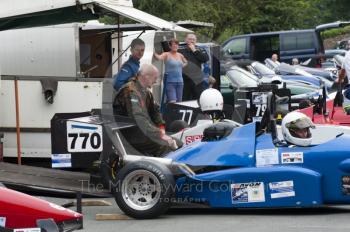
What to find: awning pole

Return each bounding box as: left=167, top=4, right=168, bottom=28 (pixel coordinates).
left=14, top=78, right=22, bottom=165
left=117, top=15, right=121, bottom=69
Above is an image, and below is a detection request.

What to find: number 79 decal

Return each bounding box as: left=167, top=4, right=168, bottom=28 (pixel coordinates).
left=66, top=121, right=103, bottom=152
left=252, top=92, right=268, bottom=122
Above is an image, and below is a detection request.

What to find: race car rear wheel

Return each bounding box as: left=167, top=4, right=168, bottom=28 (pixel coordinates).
left=114, top=161, right=174, bottom=219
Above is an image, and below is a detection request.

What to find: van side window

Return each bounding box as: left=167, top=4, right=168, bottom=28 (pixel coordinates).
left=254, top=36, right=279, bottom=52
left=223, top=38, right=247, bottom=55
left=252, top=35, right=279, bottom=62
left=281, top=32, right=314, bottom=50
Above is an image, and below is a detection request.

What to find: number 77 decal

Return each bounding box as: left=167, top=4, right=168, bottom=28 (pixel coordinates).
left=179, top=109, right=193, bottom=124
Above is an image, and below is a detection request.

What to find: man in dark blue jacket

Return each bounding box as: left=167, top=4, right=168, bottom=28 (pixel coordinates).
left=113, top=38, right=145, bottom=91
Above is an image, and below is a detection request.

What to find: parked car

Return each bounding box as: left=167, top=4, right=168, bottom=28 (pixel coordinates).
left=265, top=59, right=335, bottom=90
left=247, top=61, right=322, bottom=88
left=294, top=64, right=336, bottom=82
left=336, top=38, right=350, bottom=50
left=0, top=185, right=82, bottom=231
left=321, top=50, right=346, bottom=75
left=325, top=49, right=347, bottom=58
left=222, top=21, right=350, bottom=66
left=221, top=65, right=319, bottom=95
left=220, top=64, right=320, bottom=106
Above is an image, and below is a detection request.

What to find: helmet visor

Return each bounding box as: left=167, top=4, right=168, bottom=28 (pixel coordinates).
left=286, top=117, right=315, bottom=130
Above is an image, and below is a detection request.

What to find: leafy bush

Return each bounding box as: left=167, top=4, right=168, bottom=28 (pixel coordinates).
left=321, top=26, right=350, bottom=39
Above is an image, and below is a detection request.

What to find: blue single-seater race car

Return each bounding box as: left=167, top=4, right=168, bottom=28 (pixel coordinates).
left=110, top=101, right=350, bottom=219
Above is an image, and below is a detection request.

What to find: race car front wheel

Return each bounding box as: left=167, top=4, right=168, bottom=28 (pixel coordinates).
left=114, top=161, right=174, bottom=219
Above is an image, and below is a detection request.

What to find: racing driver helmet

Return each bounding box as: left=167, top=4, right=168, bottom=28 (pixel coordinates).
left=281, top=111, right=315, bottom=146
left=199, top=88, right=224, bottom=113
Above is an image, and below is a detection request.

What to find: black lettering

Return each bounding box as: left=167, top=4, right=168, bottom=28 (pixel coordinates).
left=68, top=133, right=78, bottom=149
left=80, top=133, right=89, bottom=149
left=90, top=132, right=101, bottom=149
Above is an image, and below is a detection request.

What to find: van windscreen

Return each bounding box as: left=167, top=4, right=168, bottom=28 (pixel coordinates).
left=223, top=38, right=247, bottom=55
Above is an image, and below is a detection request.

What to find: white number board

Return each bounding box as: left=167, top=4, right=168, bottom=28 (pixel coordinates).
left=252, top=92, right=268, bottom=122
left=66, top=121, right=103, bottom=152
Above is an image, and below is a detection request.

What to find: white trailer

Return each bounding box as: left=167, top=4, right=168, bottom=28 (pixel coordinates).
left=0, top=0, right=191, bottom=158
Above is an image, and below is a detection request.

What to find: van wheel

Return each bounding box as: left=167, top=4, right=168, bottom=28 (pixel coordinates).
left=114, top=161, right=174, bottom=219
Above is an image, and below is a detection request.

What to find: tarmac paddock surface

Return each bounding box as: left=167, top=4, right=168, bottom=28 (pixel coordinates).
left=40, top=196, right=350, bottom=232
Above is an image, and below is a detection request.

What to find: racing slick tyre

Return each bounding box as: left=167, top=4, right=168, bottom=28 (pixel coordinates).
left=167, top=120, right=189, bottom=133
left=114, top=161, right=175, bottom=219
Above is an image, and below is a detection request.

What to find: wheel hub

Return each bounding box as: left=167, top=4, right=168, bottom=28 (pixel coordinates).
left=122, top=170, right=162, bottom=211
left=139, top=183, right=151, bottom=195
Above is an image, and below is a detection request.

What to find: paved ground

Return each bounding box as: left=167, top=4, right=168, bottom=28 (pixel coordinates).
left=43, top=197, right=350, bottom=232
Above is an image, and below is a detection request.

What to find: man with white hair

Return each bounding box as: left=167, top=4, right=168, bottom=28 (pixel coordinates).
left=113, top=64, right=178, bottom=157
left=179, top=33, right=209, bottom=100
left=271, top=53, right=280, bottom=65
left=292, top=58, right=299, bottom=65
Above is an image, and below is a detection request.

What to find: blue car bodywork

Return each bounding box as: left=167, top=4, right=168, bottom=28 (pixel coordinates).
left=167, top=122, right=350, bottom=208
left=277, top=74, right=321, bottom=88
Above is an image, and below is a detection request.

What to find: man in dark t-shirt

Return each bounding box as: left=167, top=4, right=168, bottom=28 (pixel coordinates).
left=179, top=33, right=209, bottom=100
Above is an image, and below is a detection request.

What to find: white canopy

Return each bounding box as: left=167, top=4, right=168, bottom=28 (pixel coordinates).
left=0, top=0, right=192, bottom=32
left=95, top=1, right=191, bottom=32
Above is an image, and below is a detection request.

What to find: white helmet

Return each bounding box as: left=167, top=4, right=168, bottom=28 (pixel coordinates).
left=199, top=88, right=224, bottom=112
left=281, top=112, right=315, bottom=146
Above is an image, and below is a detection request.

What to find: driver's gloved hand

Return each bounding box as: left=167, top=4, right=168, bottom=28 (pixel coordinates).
left=168, top=139, right=178, bottom=150
left=172, top=136, right=183, bottom=149
left=161, top=133, right=178, bottom=150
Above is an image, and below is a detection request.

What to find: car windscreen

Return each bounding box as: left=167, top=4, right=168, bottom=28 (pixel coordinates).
left=226, top=69, right=258, bottom=88
left=264, top=58, right=279, bottom=70
left=251, top=62, right=276, bottom=75
left=277, top=63, right=314, bottom=77
left=334, top=54, right=344, bottom=67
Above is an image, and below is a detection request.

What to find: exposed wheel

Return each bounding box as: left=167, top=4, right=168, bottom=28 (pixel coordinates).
left=167, top=120, right=189, bottom=133
left=114, top=161, right=174, bottom=219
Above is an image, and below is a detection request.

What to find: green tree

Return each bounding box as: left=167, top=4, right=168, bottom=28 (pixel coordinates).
left=101, top=0, right=349, bottom=43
